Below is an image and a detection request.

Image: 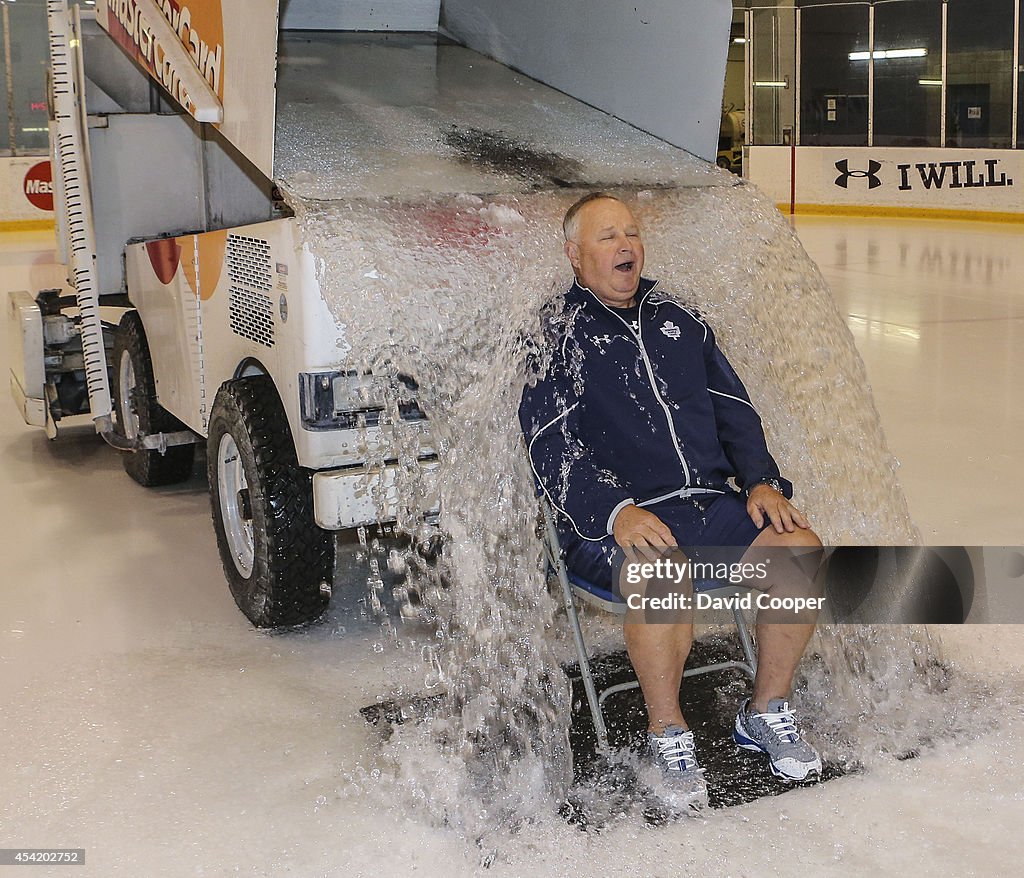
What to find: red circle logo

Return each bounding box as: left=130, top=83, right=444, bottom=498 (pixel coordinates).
left=23, top=161, right=54, bottom=212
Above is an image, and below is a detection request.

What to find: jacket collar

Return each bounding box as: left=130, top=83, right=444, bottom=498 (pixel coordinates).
left=568, top=275, right=660, bottom=310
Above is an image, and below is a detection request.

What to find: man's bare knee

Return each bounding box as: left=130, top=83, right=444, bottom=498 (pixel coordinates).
left=742, top=528, right=825, bottom=629
left=751, top=527, right=823, bottom=550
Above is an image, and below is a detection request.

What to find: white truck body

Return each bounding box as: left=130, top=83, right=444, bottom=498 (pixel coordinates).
left=8, top=0, right=731, bottom=624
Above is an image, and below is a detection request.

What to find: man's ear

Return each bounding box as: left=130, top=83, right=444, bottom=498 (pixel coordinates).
left=564, top=240, right=580, bottom=272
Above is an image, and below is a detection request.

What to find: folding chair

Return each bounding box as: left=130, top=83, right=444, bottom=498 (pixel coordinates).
left=540, top=498, right=758, bottom=753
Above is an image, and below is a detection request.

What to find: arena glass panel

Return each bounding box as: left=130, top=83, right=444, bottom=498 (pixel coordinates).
left=0, top=3, right=9, bottom=154
left=750, top=5, right=798, bottom=145
left=945, top=0, right=1015, bottom=148
left=799, top=3, right=870, bottom=146
left=5, top=0, right=50, bottom=155
left=1018, top=0, right=1024, bottom=148
left=872, top=0, right=943, bottom=147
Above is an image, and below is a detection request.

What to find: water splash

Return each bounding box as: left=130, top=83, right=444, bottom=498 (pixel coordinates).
left=280, top=176, right=937, bottom=842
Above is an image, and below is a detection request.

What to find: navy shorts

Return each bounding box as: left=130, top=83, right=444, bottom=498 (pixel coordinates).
left=562, top=491, right=769, bottom=594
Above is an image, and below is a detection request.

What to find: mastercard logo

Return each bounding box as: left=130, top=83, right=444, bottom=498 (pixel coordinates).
left=23, top=161, right=54, bottom=212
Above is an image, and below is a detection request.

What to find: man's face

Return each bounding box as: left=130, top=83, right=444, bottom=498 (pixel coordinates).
left=565, top=199, right=645, bottom=308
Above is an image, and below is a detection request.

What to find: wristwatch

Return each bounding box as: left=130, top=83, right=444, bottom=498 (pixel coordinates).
left=746, top=477, right=783, bottom=497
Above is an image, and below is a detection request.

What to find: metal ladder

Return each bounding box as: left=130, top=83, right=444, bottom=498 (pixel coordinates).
left=46, top=0, right=112, bottom=431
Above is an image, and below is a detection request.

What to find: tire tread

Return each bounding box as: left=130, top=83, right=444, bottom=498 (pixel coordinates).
left=112, top=311, right=196, bottom=487
left=207, top=376, right=333, bottom=628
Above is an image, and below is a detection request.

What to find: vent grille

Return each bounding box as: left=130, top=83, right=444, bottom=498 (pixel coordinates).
left=226, top=234, right=275, bottom=348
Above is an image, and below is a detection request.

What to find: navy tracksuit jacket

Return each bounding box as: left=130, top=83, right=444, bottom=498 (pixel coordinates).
left=519, top=277, right=792, bottom=543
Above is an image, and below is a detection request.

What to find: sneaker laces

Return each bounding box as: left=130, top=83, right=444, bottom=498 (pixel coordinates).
left=754, top=702, right=799, bottom=744
left=654, top=731, right=703, bottom=773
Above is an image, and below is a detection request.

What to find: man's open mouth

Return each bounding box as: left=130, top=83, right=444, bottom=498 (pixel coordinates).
left=615, top=260, right=635, bottom=272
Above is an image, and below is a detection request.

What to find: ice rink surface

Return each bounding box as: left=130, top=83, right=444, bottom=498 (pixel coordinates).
left=2, top=219, right=1023, bottom=875
left=792, top=215, right=1024, bottom=546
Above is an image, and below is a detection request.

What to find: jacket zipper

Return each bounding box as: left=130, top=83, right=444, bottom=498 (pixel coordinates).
left=634, top=300, right=692, bottom=487
left=587, top=282, right=692, bottom=488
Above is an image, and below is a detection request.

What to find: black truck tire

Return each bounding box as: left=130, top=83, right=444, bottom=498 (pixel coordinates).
left=207, top=376, right=334, bottom=627
left=113, top=310, right=196, bottom=487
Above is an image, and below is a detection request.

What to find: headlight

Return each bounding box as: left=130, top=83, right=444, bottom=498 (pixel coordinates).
left=298, top=370, right=425, bottom=431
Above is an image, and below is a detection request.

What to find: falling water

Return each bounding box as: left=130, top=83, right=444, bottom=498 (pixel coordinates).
left=280, top=179, right=953, bottom=836
left=269, top=30, right=976, bottom=848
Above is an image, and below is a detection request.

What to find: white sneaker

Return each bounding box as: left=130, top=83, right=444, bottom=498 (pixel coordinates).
left=733, top=698, right=823, bottom=782
left=646, top=725, right=709, bottom=811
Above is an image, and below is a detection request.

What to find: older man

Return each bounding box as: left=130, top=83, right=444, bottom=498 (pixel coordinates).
left=519, top=192, right=823, bottom=803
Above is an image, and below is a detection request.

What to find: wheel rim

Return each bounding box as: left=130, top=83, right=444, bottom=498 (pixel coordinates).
left=118, top=349, right=140, bottom=441
left=217, top=432, right=255, bottom=578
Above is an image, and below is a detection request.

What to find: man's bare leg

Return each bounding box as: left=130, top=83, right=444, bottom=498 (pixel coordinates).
left=742, top=527, right=823, bottom=712
left=618, top=550, right=694, bottom=734
left=623, top=619, right=692, bottom=734
left=620, top=526, right=820, bottom=730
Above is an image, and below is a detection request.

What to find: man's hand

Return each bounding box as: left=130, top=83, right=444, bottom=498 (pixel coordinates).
left=612, top=504, right=675, bottom=560
left=747, top=484, right=811, bottom=534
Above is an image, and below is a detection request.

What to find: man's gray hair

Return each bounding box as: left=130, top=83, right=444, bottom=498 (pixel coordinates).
left=562, top=192, right=624, bottom=242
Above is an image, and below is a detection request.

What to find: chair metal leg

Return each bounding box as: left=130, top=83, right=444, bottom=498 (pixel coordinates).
left=683, top=659, right=754, bottom=679
left=541, top=498, right=762, bottom=752
left=733, top=606, right=758, bottom=680
left=597, top=679, right=641, bottom=706
left=541, top=501, right=612, bottom=753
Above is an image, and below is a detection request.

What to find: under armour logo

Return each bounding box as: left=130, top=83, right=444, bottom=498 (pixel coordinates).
left=660, top=321, right=681, bottom=339
left=835, top=159, right=882, bottom=189
left=593, top=334, right=612, bottom=346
